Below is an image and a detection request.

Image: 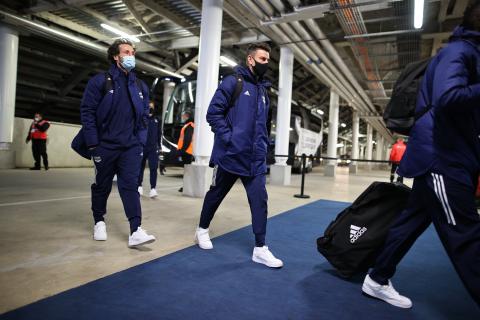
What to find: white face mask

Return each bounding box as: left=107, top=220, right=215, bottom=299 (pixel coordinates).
left=34, top=117, right=40, bottom=122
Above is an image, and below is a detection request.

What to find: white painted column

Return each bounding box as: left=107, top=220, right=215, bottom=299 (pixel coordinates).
left=0, top=24, right=19, bottom=169
left=366, top=124, right=373, bottom=170
left=325, top=91, right=339, bottom=177
left=161, top=81, right=175, bottom=126
left=376, top=133, right=384, bottom=161
left=271, top=46, right=293, bottom=185
left=375, top=133, right=384, bottom=170
left=183, top=0, right=223, bottom=197
left=349, top=111, right=359, bottom=174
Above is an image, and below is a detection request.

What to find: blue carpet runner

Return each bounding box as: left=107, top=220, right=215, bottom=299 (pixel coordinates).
left=1, top=200, right=478, bottom=320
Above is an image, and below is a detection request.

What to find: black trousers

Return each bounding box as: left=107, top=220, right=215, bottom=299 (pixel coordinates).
left=32, top=139, right=48, bottom=169
left=390, top=163, right=403, bottom=183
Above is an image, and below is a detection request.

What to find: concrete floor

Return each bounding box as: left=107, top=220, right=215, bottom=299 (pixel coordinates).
left=0, top=165, right=402, bottom=314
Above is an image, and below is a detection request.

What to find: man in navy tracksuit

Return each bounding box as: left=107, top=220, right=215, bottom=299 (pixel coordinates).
left=194, top=43, right=283, bottom=268
left=74, top=39, right=155, bottom=247
left=138, top=101, right=161, bottom=198
left=362, top=3, right=480, bottom=308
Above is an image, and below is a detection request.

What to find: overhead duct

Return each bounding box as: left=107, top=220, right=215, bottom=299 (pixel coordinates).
left=332, top=0, right=387, bottom=100
left=234, top=0, right=391, bottom=139
left=0, top=9, right=184, bottom=79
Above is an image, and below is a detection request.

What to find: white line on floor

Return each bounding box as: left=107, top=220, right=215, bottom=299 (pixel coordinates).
left=0, top=186, right=182, bottom=207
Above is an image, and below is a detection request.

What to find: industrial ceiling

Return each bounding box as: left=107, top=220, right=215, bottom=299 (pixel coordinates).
left=0, top=0, right=469, bottom=146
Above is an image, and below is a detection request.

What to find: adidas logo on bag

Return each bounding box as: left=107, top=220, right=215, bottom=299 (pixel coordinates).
left=350, top=224, right=367, bottom=243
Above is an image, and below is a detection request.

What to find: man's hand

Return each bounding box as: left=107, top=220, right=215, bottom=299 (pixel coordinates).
left=25, top=138, right=30, bottom=144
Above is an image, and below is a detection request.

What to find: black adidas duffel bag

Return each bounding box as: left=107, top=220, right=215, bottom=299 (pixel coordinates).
left=317, top=182, right=411, bottom=278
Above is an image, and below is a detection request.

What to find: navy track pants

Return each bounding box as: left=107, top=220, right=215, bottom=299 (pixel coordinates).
left=91, top=144, right=143, bottom=234
left=138, top=148, right=159, bottom=189
left=199, top=165, right=268, bottom=247
left=370, top=172, right=480, bottom=306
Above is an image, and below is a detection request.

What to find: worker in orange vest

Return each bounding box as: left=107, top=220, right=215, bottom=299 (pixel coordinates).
left=177, top=110, right=194, bottom=164
left=177, top=110, right=194, bottom=192
left=25, top=112, right=50, bottom=170
left=389, top=138, right=406, bottom=183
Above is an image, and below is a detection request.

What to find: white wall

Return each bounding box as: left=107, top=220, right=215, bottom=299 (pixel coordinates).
left=12, top=117, right=93, bottom=168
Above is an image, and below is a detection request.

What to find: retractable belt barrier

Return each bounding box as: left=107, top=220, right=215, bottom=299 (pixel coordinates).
left=272, top=154, right=393, bottom=199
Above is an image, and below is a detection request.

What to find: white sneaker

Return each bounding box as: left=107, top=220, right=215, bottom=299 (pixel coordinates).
left=195, top=227, right=213, bottom=249
left=362, top=274, right=412, bottom=308
left=149, top=188, right=158, bottom=198
left=138, top=186, right=144, bottom=196
left=128, top=227, right=156, bottom=247
left=252, top=246, right=283, bottom=268
left=93, top=221, right=107, bottom=241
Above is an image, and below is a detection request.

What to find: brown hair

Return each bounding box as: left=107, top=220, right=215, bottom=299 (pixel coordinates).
left=107, top=38, right=135, bottom=64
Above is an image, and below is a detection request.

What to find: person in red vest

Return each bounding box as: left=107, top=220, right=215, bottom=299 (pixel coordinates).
left=177, top=110, right=194, bottom=192
left=25, top=112, right=50, bottom=170
left=389, top=138, right=406, bottom=183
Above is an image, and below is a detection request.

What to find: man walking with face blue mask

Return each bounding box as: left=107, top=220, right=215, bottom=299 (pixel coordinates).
left=194, top=43, right=283, bottom=268
left=73, top=38, right=155, bottom=247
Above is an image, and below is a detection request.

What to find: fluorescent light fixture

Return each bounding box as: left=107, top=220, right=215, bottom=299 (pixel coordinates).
left=164, top=78, right=171, bottom=82
left=340, top=123, right=347, bottom=128
left=180, top=77, right=186, bottom=82
left=414, top=0, right=424, bottom=29
left=188, top=81, right=194, bottom=103
left=219, top=55, right=238, bottom=67
left=316, top=109, right=324, bottom=115
left=101, top=23, right=140, bottom=42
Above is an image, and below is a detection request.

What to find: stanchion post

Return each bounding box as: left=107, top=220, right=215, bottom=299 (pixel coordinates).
left=294, top=153, right=310, bottom=199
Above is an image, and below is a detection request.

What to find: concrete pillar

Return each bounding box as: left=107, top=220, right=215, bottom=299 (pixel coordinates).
left=183, top=0, right=223, bottom=197
left=161, top=81, right=175, bottom=126
left=376, top=133, right=384, bottom=161
left=366, top=124, right=373, bottom=170
left=349, top=111, right=359, bottom=174
left=375, top=133, right=384, bottom=170
left=0, top=24, right=18, bottom=169
left=325, top=91, right=339, bottom=177
left=271, top=46, right=294, bottom=185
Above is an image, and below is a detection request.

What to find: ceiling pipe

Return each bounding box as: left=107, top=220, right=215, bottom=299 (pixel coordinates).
left=253, top=1, right=378, bottom=117
left=232, top=1, right=392, bottom=138
left=285, top=0, right=391, bottom=139
left=286, top=0, right=377, bottom=113
left=0, top=9, right=184, bottom=78
left=250, top=1, right=360, bottom=105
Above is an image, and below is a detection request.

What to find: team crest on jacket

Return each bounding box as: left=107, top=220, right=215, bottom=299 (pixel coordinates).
left=93, top=156, right=102, bottom=163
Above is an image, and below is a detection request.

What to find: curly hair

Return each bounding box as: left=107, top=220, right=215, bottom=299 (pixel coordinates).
left=462, top=0, right=480, bottom=29
left=107, top=38, right=135, bottom=64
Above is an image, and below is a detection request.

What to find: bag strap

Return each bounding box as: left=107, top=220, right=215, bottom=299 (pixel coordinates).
left=104, top=73, right=143, bottom=96
left=228, top=74, right=244, bottom=108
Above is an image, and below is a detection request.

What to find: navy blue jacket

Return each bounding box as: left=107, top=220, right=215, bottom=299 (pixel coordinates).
left=399, top=26, right=480, bottom=187
left=72, top=64, right=149, bottom=158
left=207, top=65, right=271, bottom=176
left=145, top=115, right=161, bottom=152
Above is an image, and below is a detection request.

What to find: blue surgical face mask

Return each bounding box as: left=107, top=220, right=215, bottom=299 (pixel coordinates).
left=121, top=55, right=135, bottom=71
